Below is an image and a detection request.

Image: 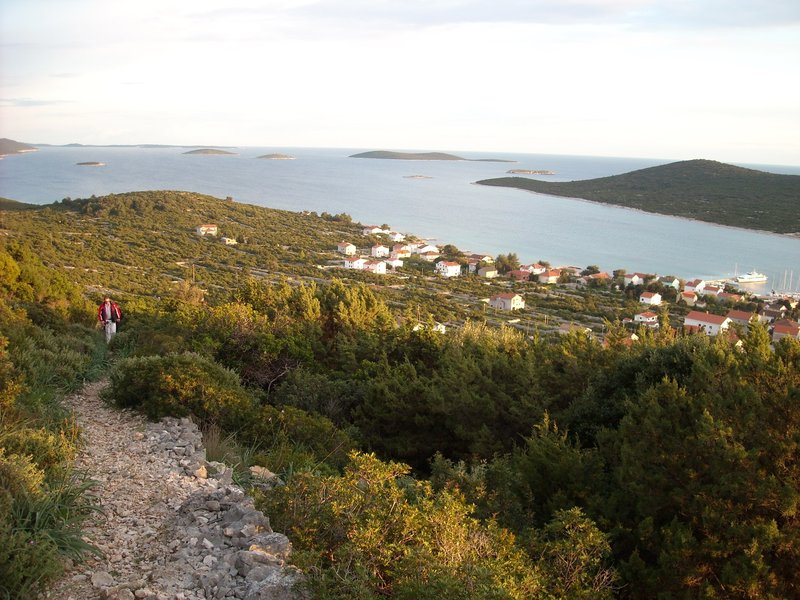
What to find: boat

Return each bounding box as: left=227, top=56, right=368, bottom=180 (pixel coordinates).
left=736, top=271, right=768, bottom=283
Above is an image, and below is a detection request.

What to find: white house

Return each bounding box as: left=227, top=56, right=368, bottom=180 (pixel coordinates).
left=478, top=266, right=498, bottom=278
left=659, top=276, right=680, bottom=290
left=634, top=310, right=660, bottom=328
left=388, top=231, right=406, bottom=242
left=420, top=251, right=440, bottom=262
left=639, top=291, right=662, bottom=306
left=362, top=225, right=384, bottom=235
left=415, top=244, right=439, bottom=255
left=520, top=263, right=546, bottom=275
left=684, top=310, right=731, bottom=336
left=337, top=241, right=357, bottom=255
left=680, top=291, right=698, bottom=306
left=371, top=244, right=390, bottom=258
left=469, top=253, right=494, bottom=263
left=489, top=293, right=525, bottom=311
left=195, top=224, right=218, bottom=236
left=343, top=256, right=367, bottom=270
left=392, top=244, right=412, bottom=258
left=385, top=257, right=404, bottom=270
left=436, top=261, right=461, bottom=278
left=684, top=279, right=706, bottom=294
left=364, top=260, right=387, bottom=275
left=624, top=272, right=648, bottom=286
left=701, top=285, right=722, bottom=297
left=538, top=269, right=562, bottom=284
left=220, top=236, right=238, bottom=246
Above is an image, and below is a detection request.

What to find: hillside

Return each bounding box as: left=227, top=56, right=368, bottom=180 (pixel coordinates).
left=476, top=159, right=800, bottom=234
left=351, top=150, right=514, bottom=162
left=0, top=197, right=36, bottom=210
left=0, top=137, right=36, bottom=155
left=0, top=190, right=362, bottom=297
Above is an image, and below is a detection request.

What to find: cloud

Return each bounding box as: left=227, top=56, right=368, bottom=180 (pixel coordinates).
left=0, top=97, right=73, bottom=107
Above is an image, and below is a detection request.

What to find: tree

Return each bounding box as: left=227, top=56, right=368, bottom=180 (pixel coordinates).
left=495, top=253, right=520, bottom=274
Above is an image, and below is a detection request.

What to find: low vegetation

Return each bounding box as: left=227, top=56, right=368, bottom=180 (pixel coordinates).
left=477, top=159, right=800, bottom=234
left=2, top=190, right=799, bottom=598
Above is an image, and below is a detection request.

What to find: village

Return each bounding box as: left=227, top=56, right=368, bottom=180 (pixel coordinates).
left=194, top=221, right=799, bottom=345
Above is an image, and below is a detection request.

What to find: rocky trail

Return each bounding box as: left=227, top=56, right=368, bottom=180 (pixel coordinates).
left=43, top=379, right=302, bottom=600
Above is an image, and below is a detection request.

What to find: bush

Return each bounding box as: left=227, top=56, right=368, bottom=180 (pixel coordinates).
left=240, top=404, right=355, bottom=472
left=107, top=352, right=256, bottom=427
left=0, top=426, right=77, bottom=476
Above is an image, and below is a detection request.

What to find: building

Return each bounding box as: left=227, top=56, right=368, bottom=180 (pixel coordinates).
left=435, top=261, right=461, bottom=278
left=364, top=260, right=387, bottom=275
left=388, top=231, right=406, bottom=242
left=489, top=293, right=525, bottom=311
left=220, top=236, right=238, bottom=246
left=684, top=279, right=706, bottom=294
left=508, top=270, right=531, bottom=282
left=702, top=285, right=722, bottom=297
left=538, top=269, right=562, bottom=284
left=520, top=263, right=546, bottom=275
left=420, top=250, right=440, bottom=262
left=478, top=266, right=498, bottom=278
left=658, top=276, right=680, bottom=290
left=371, top=244, right=390, bottom=258
left=392, top=244, right=412, bottom=258
left=337, top=241, right=357, bottom=255
left=385, top=257, right=404, bottom=270
left=680, top=291, right=698, bottom=306
left=772, top=319, right=800, bottom=342
left=195, top=224, right=218, bottom=236
left=683, top=311, right=731, bottom=336
left=415, top=244, right=439, bottom=255
left=343, top=256, right=367, bottom=270
left=634, top=310, right=660, bottom=328
left=624, top=272, right=648, bottom=286
left=639, top=291, right=662, bottom=306
left=362, top=225, right=384, bottom=235
left=726, top=309, right=755, bottom=332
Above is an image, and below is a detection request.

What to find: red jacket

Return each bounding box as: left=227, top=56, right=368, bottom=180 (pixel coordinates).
left=98, top=302, right=122, bottom=323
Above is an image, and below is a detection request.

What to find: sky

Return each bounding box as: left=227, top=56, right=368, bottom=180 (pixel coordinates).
left=1, top=0, right=799, bottom=165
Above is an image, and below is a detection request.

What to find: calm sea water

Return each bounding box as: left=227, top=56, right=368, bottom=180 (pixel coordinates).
left=2, top=146, right=799, bottom=293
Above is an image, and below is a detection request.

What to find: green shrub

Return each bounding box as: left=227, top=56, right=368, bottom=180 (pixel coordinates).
left=240, top=404, right=354, bottom=472
left=107, top=352, right=256, bottom=427
left=0, top=426, right=76, bottom=476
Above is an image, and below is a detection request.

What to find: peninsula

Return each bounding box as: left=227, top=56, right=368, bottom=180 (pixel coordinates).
left=477, top=159, right=800, bottom=235
left=183, top=148, right=237, bottom=155
left=0, top=138, right=37, bottom=156
left=351, top=150, right=515, bottom=163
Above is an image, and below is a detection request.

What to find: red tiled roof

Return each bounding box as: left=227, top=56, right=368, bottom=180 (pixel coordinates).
left=637, top=311, right=658, bottom=318
left=727, top=310, right=754, bottom=321
left=685, top=311, right=729, bottom=325
left=640, top=291, right=657, bottom=298
left=492, top=293, right=519, bottom=300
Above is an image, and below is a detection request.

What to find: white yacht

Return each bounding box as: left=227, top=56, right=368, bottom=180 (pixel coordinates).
left=736, top=271, right=768, bottom=283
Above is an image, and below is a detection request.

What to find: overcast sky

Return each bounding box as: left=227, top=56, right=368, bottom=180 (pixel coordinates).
left=2, top=0, right=799, bottom=164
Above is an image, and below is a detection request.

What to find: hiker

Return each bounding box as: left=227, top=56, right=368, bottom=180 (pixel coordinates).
left=97, top=296, right=122, bottom=343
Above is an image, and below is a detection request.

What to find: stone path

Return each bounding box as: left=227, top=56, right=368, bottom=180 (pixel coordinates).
left=43, top=379, right=301, bottom=600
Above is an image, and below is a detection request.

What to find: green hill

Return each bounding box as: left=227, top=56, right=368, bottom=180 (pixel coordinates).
left=183, top=148, right=237, bottom=155
left=0, top=197, right=36, bottom=211
left=476, top=159, right=800, bottom=234
left=0, top=138, right=37, bottom=155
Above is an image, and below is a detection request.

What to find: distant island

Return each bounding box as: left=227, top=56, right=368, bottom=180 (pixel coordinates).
left=183, top=148, right=237, bottom=155
left=0, top=138, right=37, bottom=156
left=476, top=159, right=800, bottom=235
left=351, top=150, right=515, bottom=163
left=256, top=153, right=296, bottom=160
left=76, top=161, right=105, bottom=167
left=507, top=169, right=555, bottom=175
left=404, top=175, right=434, bottom=179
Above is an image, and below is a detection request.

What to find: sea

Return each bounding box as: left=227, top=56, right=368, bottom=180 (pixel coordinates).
left=2, top=146, right=799, bottom=296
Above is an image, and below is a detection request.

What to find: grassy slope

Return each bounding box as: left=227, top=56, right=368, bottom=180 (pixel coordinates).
left=0, top=190, right=363, bottom=296
left=476, top=159, right=800, bottom=234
